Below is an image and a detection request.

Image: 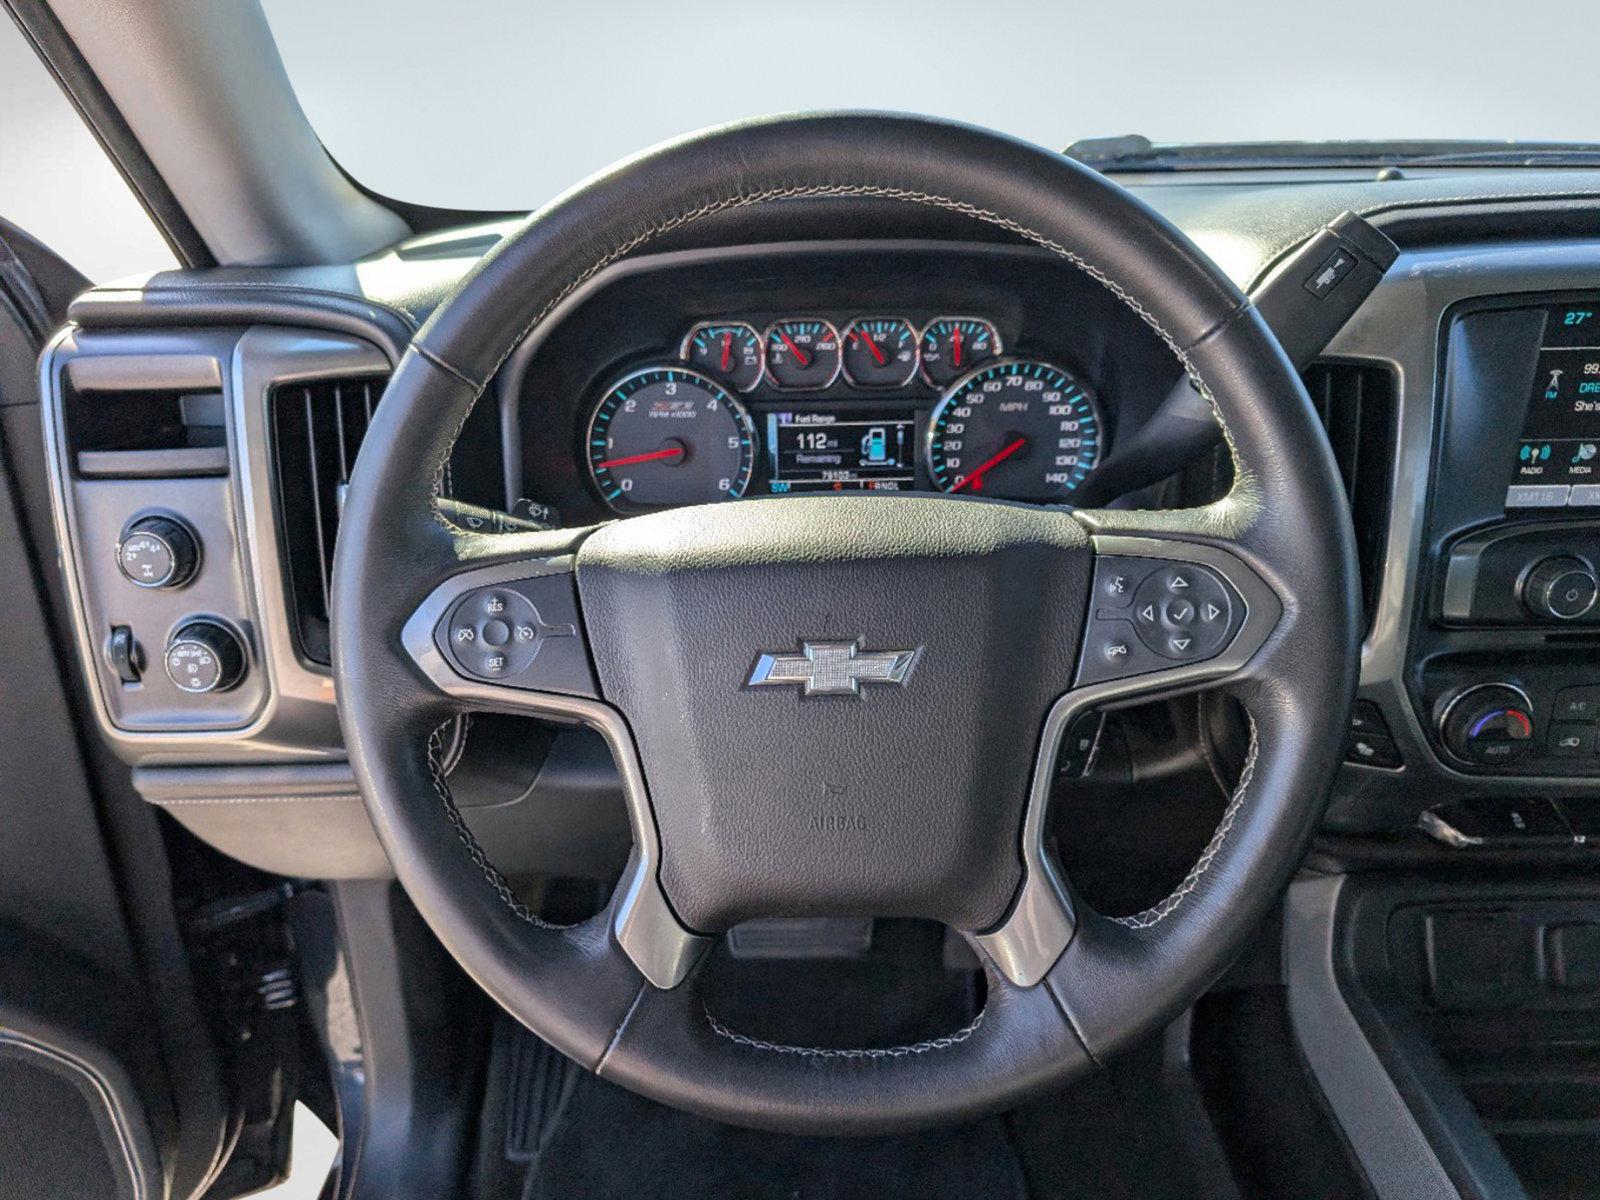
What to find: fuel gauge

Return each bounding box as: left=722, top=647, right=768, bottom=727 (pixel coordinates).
left=842, top=317, right=918, bottom=387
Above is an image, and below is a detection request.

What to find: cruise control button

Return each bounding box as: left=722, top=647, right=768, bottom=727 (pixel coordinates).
left=437, top=573, right=596, bottom=696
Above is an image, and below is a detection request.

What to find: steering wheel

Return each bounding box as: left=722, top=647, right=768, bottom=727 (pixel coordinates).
left=333, top=113, right=1358, bottom=1135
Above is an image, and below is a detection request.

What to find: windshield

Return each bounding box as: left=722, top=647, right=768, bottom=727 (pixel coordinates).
left=262, top=0, right=1596, bottom=212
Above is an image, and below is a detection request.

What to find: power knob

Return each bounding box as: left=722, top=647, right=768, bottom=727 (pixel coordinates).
left=1521, top=556, right=1597, bottom=621
left=164, top=621, right=247, bottom=694
left=118, top=515, right=199, bottom=589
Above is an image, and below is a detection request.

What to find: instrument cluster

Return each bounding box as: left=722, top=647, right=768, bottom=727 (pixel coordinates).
left=585, top=314, right=1105, bottom=512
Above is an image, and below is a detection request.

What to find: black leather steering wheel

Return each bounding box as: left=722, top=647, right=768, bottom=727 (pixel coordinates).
left=332, top=113, right=1358, bottom=1135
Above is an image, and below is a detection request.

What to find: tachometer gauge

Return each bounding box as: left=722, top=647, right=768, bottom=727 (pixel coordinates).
left=920, top=317, right=1000, bottom=387
left=763, top=319, right=841, bottom=389
left=926, top=360, right=1102, bottom=502
left=681, top=322, right=763, bottom=391
left=586, top=367, right=755, bottom=511
left=842, top=317, right=918, bottom=387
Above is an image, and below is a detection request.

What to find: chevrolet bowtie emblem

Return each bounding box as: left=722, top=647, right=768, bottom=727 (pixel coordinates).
left=746, top=640, right=921, bottom=697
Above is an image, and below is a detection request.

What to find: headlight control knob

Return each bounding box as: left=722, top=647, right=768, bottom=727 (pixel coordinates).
left=118, top=515, right=199, bottom=589
left=1439, top=684, right=1535, bottom=766
left=164, top=621, right=247, bottom=694
left=1521, top=556, right=1598, bottom=621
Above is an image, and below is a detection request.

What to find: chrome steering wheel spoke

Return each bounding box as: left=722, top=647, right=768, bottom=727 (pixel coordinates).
left=400, top=544, right=710, bottom=990
left=974, top=524, right=1282, bottom=987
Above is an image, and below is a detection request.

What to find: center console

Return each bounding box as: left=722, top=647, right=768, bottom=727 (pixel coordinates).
left=1412, top=296, right=1600, bottom=781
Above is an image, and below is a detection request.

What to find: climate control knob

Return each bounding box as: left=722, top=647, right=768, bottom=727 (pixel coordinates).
left=1440, top=684, right=1535, bottom=766
left=1521, top=556, right=1597, bottom=621
left=118, top=515, right=199, bottom=589
left=164, top=621, right=247, bottom=694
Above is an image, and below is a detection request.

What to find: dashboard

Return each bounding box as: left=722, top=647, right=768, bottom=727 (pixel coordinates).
left=36, top=177, right=1600, bottom=879
left=585, top=318, right=1099, bottom=510
left=500, top=241, right=1187, bottom=527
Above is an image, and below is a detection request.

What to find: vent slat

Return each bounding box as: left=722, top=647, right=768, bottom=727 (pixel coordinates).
left=270, top=373, right=391, bottom=665
left=303, top=386, right=333, bottom=624
left=1303, top=361, right=1397, bottom=635
left=333, top=382, right=350, bottom=483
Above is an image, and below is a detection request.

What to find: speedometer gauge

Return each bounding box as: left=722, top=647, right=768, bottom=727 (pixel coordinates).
left=586, top=367, right=755, bottom=511
left=926, top=360, right=1102, bottom=502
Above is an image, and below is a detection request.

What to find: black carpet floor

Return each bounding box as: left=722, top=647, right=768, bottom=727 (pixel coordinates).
left=522, top=1074, right=1026, bottom=1200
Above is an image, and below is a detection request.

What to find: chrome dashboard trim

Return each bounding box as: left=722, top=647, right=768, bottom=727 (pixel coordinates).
left=1321, top=240, right=1600, bottom=809
left=37, top=323, right=391, bottom=763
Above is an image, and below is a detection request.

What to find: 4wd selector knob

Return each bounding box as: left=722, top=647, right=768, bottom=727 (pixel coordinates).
left=164, top=621, right=247, bottom=694
left=1440, top=684, right=1535, bottom=766
left=118, top=515, right=199, bottom=589
left=1521, top=556, right=1597, bottom=621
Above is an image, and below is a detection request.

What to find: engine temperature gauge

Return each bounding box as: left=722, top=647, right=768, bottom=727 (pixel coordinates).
left=763, top=320, right=841, bottom=389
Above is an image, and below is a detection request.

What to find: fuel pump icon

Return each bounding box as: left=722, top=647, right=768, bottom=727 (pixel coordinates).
left=860, top=426, right=891, bottom=465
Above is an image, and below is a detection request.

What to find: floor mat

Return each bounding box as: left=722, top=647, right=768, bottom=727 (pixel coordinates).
left=521, top=1073, right=1027, bottom=1200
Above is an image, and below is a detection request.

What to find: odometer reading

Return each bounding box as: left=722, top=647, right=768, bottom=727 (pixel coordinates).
left=586, top=367, right=755, bottom=511
left=926, top=360, right=1101, bottom=501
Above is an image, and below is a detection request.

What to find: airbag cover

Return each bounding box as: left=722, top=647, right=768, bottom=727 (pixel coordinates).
left=576, top=494, right=1091, bottom=932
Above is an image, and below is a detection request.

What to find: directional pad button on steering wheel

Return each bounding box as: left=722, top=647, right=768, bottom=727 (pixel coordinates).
left=1130, top=564, right=1235, bottom=659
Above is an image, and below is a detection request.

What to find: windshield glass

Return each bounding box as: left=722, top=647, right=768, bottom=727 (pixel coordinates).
left=262, top=0, right=1594, bottom=212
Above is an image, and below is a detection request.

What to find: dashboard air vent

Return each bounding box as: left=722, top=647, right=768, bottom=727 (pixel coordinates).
left=270, top=374, right=389, bottom=665
left=1303, top=361, right=1397, bottom=633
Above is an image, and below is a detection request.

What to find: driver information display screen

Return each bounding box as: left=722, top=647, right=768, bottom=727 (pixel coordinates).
left=764, top=409, right=917, bottom=492
left=1508, top=304, right=1600, bottom=508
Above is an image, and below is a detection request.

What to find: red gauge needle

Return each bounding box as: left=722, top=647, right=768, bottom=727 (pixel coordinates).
left=952, top=436, right=1027, bottom=493
left=720, top=331, right=732, bottom=372
left=854, top=330, right=887, bottom=365
left=776, top=330, right=811, bottom=367
left=597, top=445, right=685, bottom=469
left=951, top=324, right=963, bottom=368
